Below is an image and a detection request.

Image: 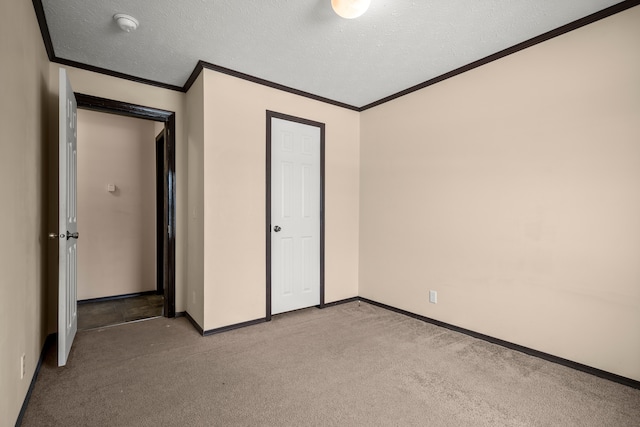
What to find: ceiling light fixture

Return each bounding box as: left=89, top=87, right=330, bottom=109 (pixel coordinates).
left=331, top=0, right=371, bottom=19
left=113, top=14, right=139, bottom=32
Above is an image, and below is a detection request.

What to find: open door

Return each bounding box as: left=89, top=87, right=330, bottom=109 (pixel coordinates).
left=57, top=68, right=78, bottom=366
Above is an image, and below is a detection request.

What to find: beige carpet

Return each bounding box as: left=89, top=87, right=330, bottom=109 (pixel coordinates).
left=21, top=301, right=640, bottom=426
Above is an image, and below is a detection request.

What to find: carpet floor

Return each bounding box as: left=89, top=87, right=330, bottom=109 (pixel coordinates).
left=21, top=301, right=640, bottom=426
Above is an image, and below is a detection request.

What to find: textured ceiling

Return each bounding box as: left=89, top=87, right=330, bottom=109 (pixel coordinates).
left=41, top=0, right=623, bottom=108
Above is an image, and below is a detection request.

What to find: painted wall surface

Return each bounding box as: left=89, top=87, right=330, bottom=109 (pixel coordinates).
left=154, top=120, right=165, bottom=137
left=359, top=6, right=640, bottom=381
left=200, top=69, right=360, bottom=330
left=3, top=8, right=638, bottom=425
left=186, top=73, right=205, bottom=327
left=0, top=1, right=50, bottom=425
left=76, top=109, right=157, bottom=300
left=47, top=63, right=187, bottom=331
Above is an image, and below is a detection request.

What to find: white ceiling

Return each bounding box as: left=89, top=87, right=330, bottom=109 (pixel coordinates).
left=41, top=0, right=623, bottom=108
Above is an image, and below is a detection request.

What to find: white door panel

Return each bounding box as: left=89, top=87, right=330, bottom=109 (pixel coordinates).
left=58, top=68, right=78, bottom=366
left=271, top=117, right=320, bottom=315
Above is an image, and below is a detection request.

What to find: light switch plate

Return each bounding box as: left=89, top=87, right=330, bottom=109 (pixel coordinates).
left=429, top=290, right=437, bottom=304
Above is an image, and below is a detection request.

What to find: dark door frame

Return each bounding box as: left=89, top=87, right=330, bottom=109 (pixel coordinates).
left=75, top=93, right=177, bottom=318
left=265, top=110, right=325, bottom=321
left=155, top=130, right=166, bottom=297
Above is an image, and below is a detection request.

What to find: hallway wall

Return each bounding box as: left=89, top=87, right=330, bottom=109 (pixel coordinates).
left=77, top=109, right=157, bottom=300
left=185, top=73, right=205, bottom=327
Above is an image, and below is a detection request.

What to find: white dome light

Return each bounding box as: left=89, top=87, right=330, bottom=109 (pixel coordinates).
left=331, top=0, right=371, bottom=19
left=113, top=14, right=139, bottom=32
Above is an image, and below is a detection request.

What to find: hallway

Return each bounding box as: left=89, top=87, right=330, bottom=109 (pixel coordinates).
left=77, top=294, right=164, bottom=330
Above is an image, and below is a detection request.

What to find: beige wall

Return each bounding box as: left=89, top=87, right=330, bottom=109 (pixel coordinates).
left=186, top=73, right=205, bottom=326
left=4, top=6, right=638, bottom=424
left=77, top=109, right=157, bottom=300
left=199, top=69, right=360, bottom=330
left=0, top=0, right=50, bottom=425
left=154, top=121, right=165, bottom=137
left=47, top=63, right=187, bottom=330
left=359, top=6, right=640, bottom=381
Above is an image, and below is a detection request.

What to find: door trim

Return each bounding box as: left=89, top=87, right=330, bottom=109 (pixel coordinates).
left=155, top=130, right=166, bottom=296
left=75, top=93, right=177, bottom=318
left=265, top=110, right=325, bottom=321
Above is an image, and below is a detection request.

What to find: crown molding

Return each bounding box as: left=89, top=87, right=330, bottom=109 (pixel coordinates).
left=31, top=0, right=640, bottom=111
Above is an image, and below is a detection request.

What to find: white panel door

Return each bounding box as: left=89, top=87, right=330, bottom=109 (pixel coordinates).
left=58, top=68, right=78, bottom=366
left=271, top=117, right=320, bottom=315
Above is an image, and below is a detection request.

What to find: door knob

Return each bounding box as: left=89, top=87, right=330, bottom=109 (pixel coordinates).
left=49, top=232, right=61, bottom=240
left=273, top=226, right=282, bottom=232
left=67, top=232, right=79, bottom=240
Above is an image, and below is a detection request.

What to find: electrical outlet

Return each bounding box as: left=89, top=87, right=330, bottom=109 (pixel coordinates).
left=429, top=290, right=437, bottom=304
left=20, top=354, right=26, bottom=379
